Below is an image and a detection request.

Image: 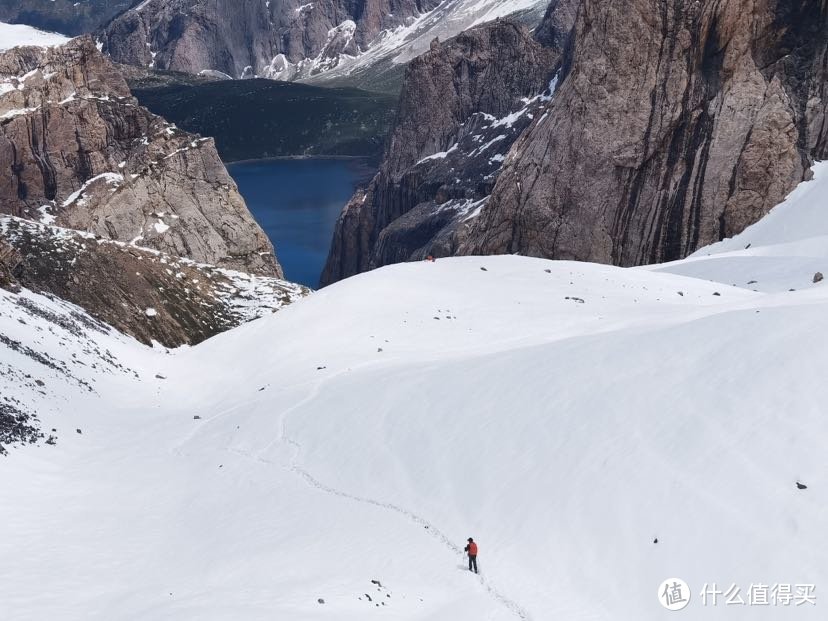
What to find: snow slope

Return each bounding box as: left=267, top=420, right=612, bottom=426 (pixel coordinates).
left=651, top=161, right=828, bottom=293
left=2, top=167, right=828, bottom=619
left=0, top=22, right=69, bottom=52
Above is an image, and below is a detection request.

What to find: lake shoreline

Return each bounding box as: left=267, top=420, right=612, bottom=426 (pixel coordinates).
left=227, top=158, right=373, bottom=287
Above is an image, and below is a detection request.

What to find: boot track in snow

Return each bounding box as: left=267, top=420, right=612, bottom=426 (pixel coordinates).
left=212, top=366, right=534, bottom=621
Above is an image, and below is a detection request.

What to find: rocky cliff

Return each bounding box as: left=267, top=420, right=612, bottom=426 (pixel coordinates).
left=465, top=0, right=828, bottom=265
left=100, top=0, right=439, bottom=81
left=320, top=19, right=564, bottom=285
left=0, top=36, right=280, bottom=276
left=97, top=0, right=552, bottom=91
left=324, top=0, right=828, bottom=283
left=0, top=37, right=304, bottom=346
left=0, top=217, right=306, bottom=347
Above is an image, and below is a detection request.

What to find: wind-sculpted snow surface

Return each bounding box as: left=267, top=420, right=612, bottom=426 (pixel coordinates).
left=2, top=168, right=828, bottom=618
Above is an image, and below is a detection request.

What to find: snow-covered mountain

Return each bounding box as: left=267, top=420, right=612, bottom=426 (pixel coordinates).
left=3, top=161, right=827, bottom=619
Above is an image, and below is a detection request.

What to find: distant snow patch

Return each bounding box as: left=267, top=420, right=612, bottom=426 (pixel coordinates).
left=0, top=22, right=69, bottom=52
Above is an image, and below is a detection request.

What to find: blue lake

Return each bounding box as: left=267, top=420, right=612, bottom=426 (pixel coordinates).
left=227, top=158, right=374, bottom=288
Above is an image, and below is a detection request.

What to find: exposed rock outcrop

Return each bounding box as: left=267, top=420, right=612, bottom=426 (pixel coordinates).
left=464, top=0, right=828, bottom=265
left=0, top=36, right=281, bottom=277
left=100, top=0, right=439, bottom=80
left=534, top=0, right=580, bottom=51
left=1, top=217, right=307, bottom=347
left=325, top=0, right=828, bottom=282
left=0, top=37, right=306, bottom=345
left=0, top=239, right=21, bottom=293
left=321, top=20, right=561, bottom=285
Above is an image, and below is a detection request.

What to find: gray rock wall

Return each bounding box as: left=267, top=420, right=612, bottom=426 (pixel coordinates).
left=0, top=37, right=281, bottom=277
left=100, top=0, right=440, bottom=79
left=321, top=20, right=561, bottom=285
left=464, top=0, right=828, bottom=265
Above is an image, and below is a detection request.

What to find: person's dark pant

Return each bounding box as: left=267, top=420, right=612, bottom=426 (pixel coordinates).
left=468, top=555, right=478, bottom=573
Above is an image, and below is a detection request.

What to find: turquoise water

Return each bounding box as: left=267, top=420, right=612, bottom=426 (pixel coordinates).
left=227, top=158, right=373, bottom=288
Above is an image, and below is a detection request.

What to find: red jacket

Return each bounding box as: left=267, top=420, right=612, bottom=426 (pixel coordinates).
left=467, top=542, right=478, bottom=556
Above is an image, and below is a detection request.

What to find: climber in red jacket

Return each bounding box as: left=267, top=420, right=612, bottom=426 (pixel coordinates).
left=464, top=537, right=478, bottom=573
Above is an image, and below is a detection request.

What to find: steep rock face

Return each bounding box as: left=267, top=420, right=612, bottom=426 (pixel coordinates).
left=321, top=20, right=560, bottom=285
left=534, top=0, right=580, bottom=51
left=100, top=0, right=439, bottom=80
left=0, top=37, right=281, bottom=277
left=464, top=0, right=828, bottom=265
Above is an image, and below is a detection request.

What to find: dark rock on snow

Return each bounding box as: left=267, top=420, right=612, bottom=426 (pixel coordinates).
left=0, top=401, right=43, bottom=456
